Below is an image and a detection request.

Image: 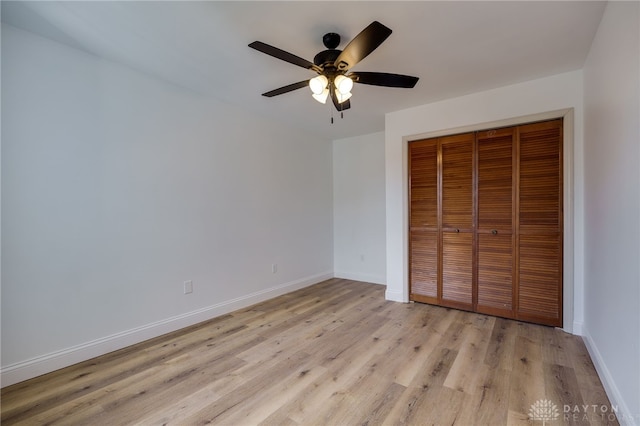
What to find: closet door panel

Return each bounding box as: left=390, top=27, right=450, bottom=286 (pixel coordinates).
left=440, top=133, right=474, bottom=309
left=477, top=233, right=513, bottom=315
left=518, top=234, right=562, bottom=326
left=409, top=139, right=438, bottom=302
left=442, top=134, right=474, bottom=230
left=410, top=231, right=438, bottom=301
left=477, top=129, right=514, bottom=233
left=517, top=119, right=563, bottom=326
left=409, top=140, right=438, bottom=228
left=476, top=128, right=515, bottom=318
left=442, top=232, right=473, bottom=307
left=519, top=121, right=562, bottom=234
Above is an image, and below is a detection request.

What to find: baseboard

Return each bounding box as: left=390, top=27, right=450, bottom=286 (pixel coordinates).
left=572, top=320, right=584, bottom=336
left=1, top=271, right=333, bottom=388
left=385, top=288, right=406, bottom=303
left=333, top=271, right=386, bottom=285
left=582, top=329, right=637, bottom=426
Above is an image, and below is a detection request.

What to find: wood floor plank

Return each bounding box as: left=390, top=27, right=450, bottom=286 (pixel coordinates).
left=132, top=371, right=227, bottom=425
left=380, top=386, right=425, bottom=426
left=443, top=314, right=494, bottom=394
left=458, top=365, right=512, bottom=425
left=263, top=321, right=385, bottom=424
left=1, top=312, right=248, bottom=422
left=543, top=363, right=585, bottom=426
left=1, top=279, right=617, bottom=426
left=214, top=364, right=327, bottom=425
left=180, top=350, right=313, bottom=425
left=567, top=334, right=615, bottom=412
left=393, top=311, right=451, bottom=387
left=311, top=351, right=407, bottom=425
left=483, top=316, right=519, bottom=370
left=387, top=347, right=460, bottom=425
left=508, top=335, right=547, bottom=420
left=421, top=385, right=466, bottom=425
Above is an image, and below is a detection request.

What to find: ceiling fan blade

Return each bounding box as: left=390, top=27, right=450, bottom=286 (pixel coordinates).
left=262, top=80, right=310, bottom=97
left=249, top=41, right=320, bottom=72
left=350, top=72, right=419, bottom=88
left=330, top=88, right=351, bottom=111
left=334, top=21, right=392, bottom=71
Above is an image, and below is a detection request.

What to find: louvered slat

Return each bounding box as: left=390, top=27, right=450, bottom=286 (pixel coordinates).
left=477, top=233, right=513, bottom=314
left=442, top=232, right=473, bottom=306
left=518, top=234, right=562, bottom=325
left=442, top=134, right=474, bottom=229
left=409, top=140, right=438, bottom=228
left=519, top=121, right=562, bottom=234
left=477, top=130, right=514, bottom=231
left=410, top=231, right=438, bottom=300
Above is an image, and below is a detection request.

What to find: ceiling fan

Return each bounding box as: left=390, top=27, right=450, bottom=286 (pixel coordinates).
left=249, top=21, right=419, bottom=114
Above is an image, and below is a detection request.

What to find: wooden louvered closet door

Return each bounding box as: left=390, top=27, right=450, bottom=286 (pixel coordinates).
left=517, top=120, right=563, bottom=326
left=476, top=127, right=515, bottom=319
left=409, top=118, right=563, bottom=327
left=409, top=133, right=474, bottom=307
left=440, top=133, right=474, bottom=310
left=409, top=139, right=439, bottom=303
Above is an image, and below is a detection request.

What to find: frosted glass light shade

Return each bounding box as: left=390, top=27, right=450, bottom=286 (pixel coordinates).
left=309, top=75, right=328, bottom=95
left=336, top=91, right=352, bottom=103
left=334, top=75, right=353, bottom=95
left=312, top=88, right=329, bottom=104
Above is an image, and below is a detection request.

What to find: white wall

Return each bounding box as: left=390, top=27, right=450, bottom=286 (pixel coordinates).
left=333, top=132, right=386, bottom=285
left=1, top=25, right=333, bottom=385
left=583, top=2, right=640, bottom=424
left=385, top=71, right=584, bottom=334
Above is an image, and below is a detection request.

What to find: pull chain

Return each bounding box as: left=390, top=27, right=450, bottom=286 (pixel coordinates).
left=327, top=100, right=346, bottom=124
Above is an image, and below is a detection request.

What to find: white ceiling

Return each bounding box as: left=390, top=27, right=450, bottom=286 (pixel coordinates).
left=2, top=1, right=606, bottom=140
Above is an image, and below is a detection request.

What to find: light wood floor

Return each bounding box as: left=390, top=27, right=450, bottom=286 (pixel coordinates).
left=2, top=279, right=616, bottom=425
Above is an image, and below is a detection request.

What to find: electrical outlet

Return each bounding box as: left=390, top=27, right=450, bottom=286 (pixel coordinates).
left=183, top=280, right=193, bottom=294
left=271, top=264, right=277, bottom=274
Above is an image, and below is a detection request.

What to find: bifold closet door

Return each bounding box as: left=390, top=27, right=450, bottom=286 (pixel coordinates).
left=440, top=133, right=474, bottom=310
left=409, top=119, right=563, bottom=327
left=517, top=120, right=563, bottom=326
left=409, top=139, right=438, bottom=304
left=409, top=133, right=474, bottom=308
left=476, top=127, right=515, bottom=319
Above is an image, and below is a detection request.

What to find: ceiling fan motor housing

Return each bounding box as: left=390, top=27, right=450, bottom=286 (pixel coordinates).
left=314, top=32, right=344, bottom=71
left=314, top=49, right=341, bottom=69
left=322, top=32, right=341, bottom=49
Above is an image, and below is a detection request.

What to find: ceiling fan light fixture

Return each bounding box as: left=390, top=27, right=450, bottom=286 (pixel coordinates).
left=336, top=91, right=352, bottom=104
left=334, top=74, right=353, bottom=95
left=309, top=75, right=328, bottom=95
left=312, top=88, right=330, bottom=104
